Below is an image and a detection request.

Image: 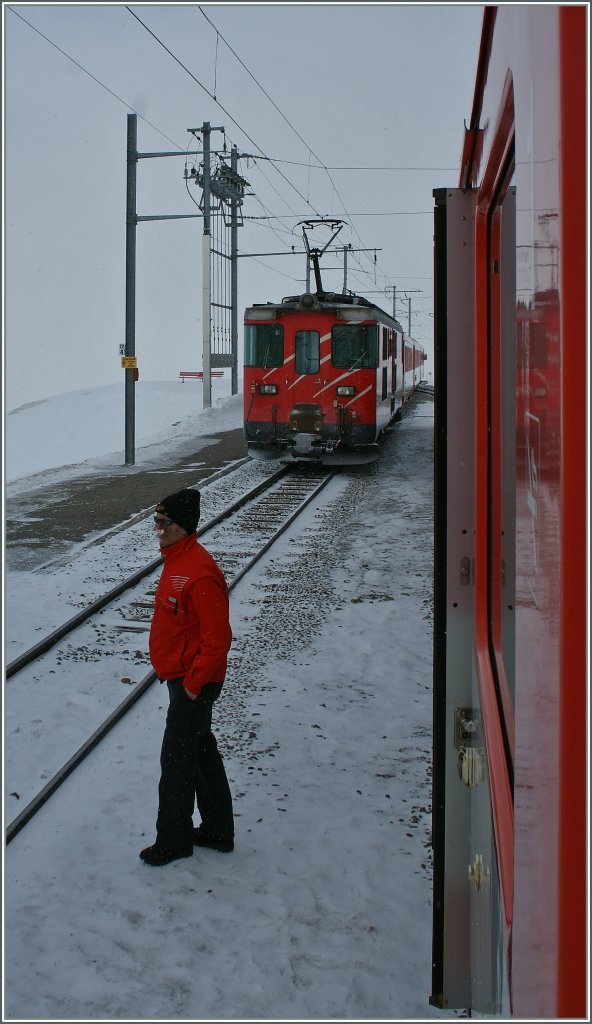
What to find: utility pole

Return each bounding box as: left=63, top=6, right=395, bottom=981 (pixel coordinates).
left=124, top=113, right=137, bottom=466
left=123, top=114, right=245, bottom=463
left=191, top=131, right=247, bottom=401
left=201, top=123, right=212, bottom=410
left=123, top=113, right=204, bottom=466
left=195, top=121, right=229, bottom=410
left=391, top=286, right=398, bottom=322
left=384, top=286, right=422, bottom=334
left=403, top=290, right=422, bottom=336
left=230, top=145, right=239, bottom=396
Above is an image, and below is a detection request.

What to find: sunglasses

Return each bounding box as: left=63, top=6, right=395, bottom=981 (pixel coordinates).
left=153, top=515, right=173, bottom=527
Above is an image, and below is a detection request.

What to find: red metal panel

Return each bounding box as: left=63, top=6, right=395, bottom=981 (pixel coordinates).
left=440, top=5, right=587, bottom=1015
left=488, top=205, right=516, bottom=762
left=472, top=59, right=517, bottom=935
left=510, top=8, right=563, bottom=1014
left=556, top=7, right=588, bottom=1017
left=473, top=195, right=514, bottom=932
left=459, top=7, right=497, bottom=189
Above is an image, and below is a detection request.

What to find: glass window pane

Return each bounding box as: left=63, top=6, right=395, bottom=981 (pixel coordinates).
left=244, top=324, right=284, bottom=367
left=295, top=331, right=320, bottom=374
left=331, top=325, right=377, bottom=369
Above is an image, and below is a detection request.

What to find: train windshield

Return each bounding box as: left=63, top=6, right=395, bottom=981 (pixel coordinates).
left=331, top=324, right=377, bottom=369
left=295, top=331, right=320, bottom=374
left=244, top=324, right=284, bottom=367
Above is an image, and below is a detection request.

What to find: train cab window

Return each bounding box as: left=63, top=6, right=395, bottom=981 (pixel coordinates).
left=295, top=330, right=320, bottom=374
left=331, top=324, right=377, bottom=369
left=244, top=324, right=284, bottom=367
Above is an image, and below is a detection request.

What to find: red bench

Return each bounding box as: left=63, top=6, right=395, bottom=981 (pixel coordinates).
left=179, top=370, right=224, bottom=382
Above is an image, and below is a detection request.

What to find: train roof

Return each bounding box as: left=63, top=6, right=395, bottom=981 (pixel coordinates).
left=245, top=290, right=407, bottom=335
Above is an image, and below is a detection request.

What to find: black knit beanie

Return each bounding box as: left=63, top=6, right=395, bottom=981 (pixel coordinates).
left=156, top=488, right=201, bottom=535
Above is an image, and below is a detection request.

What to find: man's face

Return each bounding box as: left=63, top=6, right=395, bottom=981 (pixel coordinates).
left=153, top=512, right=187, bottom=549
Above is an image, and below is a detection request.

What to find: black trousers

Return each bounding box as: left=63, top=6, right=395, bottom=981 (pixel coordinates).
left=156, top=679, right=234, bottom=850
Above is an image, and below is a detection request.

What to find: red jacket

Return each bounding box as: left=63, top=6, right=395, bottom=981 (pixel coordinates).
left=149, top=534, right=232, bottom=696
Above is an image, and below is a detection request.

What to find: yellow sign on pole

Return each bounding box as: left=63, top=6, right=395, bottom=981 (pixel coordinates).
left=121, top=356, right=138, bottom=369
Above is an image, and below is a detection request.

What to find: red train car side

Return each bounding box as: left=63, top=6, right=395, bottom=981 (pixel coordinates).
left=243, top=291, right=426, bottom=464
left=431, top=5, right=587, bottom=1018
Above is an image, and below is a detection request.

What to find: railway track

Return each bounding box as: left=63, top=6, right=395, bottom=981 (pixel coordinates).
left=6, top=463, right=337, bottom=843
left=5, top=465, right=289, bottom=679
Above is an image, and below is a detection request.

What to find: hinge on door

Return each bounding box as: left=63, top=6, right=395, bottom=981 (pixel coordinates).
left=455, top=708, right=484, bottom=788
left=468, top=853, right=490, bottom=891
left=454, top=708, right=480, bottom=747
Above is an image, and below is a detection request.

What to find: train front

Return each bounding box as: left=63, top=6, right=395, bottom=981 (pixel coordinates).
left=243, top=293, right=380, bottom=464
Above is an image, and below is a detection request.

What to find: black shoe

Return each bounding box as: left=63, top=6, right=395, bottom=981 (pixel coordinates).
left=192, top=826, right=234, bottom=852
left=139, top=843, right=193, bottom=866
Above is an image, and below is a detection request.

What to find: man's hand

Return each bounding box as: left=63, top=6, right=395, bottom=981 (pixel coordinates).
left=184, top=687, right=198, bottom=701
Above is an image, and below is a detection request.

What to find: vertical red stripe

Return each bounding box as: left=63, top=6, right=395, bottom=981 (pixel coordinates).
left=556, top=7, right=588, bottom=1017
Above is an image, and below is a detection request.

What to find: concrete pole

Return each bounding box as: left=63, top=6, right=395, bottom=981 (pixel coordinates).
left=230, top=146, right=238, bottom=396
left=202, top=123, right=212, bottom=410
left=125, top=113, right=137, bottom=465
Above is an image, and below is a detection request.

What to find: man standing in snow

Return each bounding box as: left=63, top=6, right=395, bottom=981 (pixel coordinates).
left=140, top=488, right=234, bottom=867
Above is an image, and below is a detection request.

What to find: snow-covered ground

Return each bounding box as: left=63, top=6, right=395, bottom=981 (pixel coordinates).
left=5, top=379, right=245, bottom=488
left=3, top=382, right=456, bottom=1021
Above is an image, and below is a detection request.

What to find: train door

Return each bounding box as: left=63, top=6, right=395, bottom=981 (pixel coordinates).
left=294, top=328, right=321, bottom=380
left=287, top=324, right=323, bottom=435
left=432, top=186, right=477, bottom=1012
left=431, top=174, right=516, bottom=1014
left=289, top=322, right=318, bottom=392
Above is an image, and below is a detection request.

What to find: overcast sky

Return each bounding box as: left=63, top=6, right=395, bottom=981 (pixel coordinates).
left=3, top=2, right=484, bottom=410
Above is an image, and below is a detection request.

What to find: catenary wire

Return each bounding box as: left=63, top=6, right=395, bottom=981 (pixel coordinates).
left=10, top=5, right=431, bottom=328
left=125, top=5, right=325, bottom=218
left=7, top=6, right=184, bottom=152
left=193, top=6, right=416, bottom=288
left=9, top=5, right=330, bottom=259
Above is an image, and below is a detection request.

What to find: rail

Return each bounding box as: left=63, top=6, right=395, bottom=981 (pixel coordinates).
left=6, top=466, right=288, bottom=679
left=6, top=466, right=337, bottom=843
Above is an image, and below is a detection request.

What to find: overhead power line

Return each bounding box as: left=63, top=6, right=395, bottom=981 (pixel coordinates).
left=9, top=5, right=317, bottom=257
left=198, top=6, right=323, bottom=167
left=125, top=5, right=324, bottom=218
left=244, top=211, right=433, bottom=220
left=7, top=6, right=184, bottom=151
left=7, top=9, right=312, bottom=290
left=11, top=3, right=433, bottom=300
left=193, top=6, right=387, bottom=283
left=261, top=157, right=458, bottom=172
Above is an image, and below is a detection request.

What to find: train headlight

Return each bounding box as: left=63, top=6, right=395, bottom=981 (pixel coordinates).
left=336, top=385, right=356, bottom=397
left=259, top=383, right=279, bottom=394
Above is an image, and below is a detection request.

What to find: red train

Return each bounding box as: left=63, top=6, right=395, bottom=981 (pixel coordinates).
left=243, top=289, right=426, bottom=464
left=431, top=5, right=587, bottom=1019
